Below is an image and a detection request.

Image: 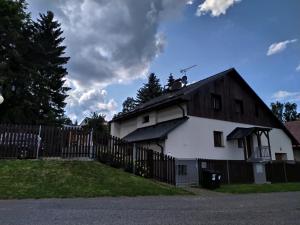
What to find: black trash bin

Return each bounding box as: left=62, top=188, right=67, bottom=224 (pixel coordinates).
left=202, top=169, right=222, bottom=189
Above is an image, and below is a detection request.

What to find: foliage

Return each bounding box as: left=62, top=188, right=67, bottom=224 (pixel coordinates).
left=82, top=112, right=109, bottom=136
left=166, top=73, right=175, bottom=89
left=271, top=101, right=284, bottom=122
left=0, top=160, right=189, bottom=199
left=119, top=73, right=163, bottom=114
left=0, top=1, right=70, bottom=125
left=122, top=97, right=137, bottom=112
left=0, top=0, right=37, bottom=123
left=136, top=73, right=163, bottom=104
left=283, top=102, right=299, bottom=122
left=271, top=101, right=300, bottom=122
left=32, top=11, right=70, bottom=125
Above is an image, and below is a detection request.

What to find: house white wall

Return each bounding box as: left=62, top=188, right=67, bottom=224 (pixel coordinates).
left=165, top=116, right=294, bottom=160
left=110, top=103, right=187, bottom=138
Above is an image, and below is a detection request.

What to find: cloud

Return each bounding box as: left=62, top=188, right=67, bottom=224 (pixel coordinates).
left=196, top=0, right=241, bottom=17
left=27, top=0, right=187, bottom=122
left=272, top=90, right=300, bottom=102
left=186, top=0, right=194, bottom=5
left=296, top=64, right=300, bottom=72
left=267, top=39, right=298, bottom=56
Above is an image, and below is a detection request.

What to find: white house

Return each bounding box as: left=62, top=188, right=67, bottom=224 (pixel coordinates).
left=110, top=68, right=298, bottom=184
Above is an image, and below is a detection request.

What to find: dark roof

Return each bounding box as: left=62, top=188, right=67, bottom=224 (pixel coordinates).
left=123, top=117, right=188, bottom=143
left=111, top=67, right=298, bottom=145
left=111, top=68, right=235, bottom=122
left=285, top=120, right=300, bottom=146
left=227, top=127, right=271, bottom=140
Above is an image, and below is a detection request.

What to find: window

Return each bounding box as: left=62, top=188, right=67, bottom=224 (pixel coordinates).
left=275, top=153, right=287, bottom=161
left=235, top=99, right=244, bottom=114
left=211, top=94, right=222, bottom=111
left=213, top=131, right=224, bottom=147
left=142, top=115, right=149, bottom=123
left=238, top=139, right=243, bottom=148
left=177, top=165, right=187, bottom=176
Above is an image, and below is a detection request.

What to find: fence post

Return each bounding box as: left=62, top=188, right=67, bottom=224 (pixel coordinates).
left=36, top=125, right=42, bottom=159
left=89, top=128, right=94, bottom=159
left=226, top=160, right=230, bottom=184
left=132, top=143, right=136, bottom=174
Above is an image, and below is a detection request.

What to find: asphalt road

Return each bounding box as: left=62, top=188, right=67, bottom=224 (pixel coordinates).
left=0, top=192, right=300, bottom=225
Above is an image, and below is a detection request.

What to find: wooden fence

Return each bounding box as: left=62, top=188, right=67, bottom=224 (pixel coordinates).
left=0, top=124, right=93, bottom=159
left=94, top=136, right=175, bottom=184
left=198, top=159, right=254, bottom=184
left=266, top=161, right=300, bottom=183
left=0, top=124, right=176, bottom=185
left=198, top=159, right=300, bottom=184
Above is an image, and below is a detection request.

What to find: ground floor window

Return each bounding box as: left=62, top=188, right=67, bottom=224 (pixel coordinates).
left=213, top=131, right=224, bottom=147
left=177, top=165, right=187, bottom=176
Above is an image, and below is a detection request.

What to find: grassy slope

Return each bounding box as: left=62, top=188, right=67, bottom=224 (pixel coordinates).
left=0, top=160, right=189, bottom=199
left=216, top=183, right=300, bottom=194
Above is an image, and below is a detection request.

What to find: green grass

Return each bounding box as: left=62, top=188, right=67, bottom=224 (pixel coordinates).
left=0, top=160, right=189, bottom=199
left=215, top=183, right=300, bottom=194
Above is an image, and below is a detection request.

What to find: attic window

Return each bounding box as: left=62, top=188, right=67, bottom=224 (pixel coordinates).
left=211, top=94, right=222, bottom=111
left=142, top=115, right=149, bottom=123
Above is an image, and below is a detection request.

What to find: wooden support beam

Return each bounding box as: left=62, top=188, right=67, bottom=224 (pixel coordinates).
left=243, top=137, right=248, bottom=160
left=256, top=131, right=262, bottom=158
left=266, top=131, right=272, bottom=160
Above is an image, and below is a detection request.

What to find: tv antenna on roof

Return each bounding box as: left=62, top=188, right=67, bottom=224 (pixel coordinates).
left=180, top=65, right=198, bottom=76
left=180, top=64, right=197, bottom=76
left=179, top=65, right=197, bottom=86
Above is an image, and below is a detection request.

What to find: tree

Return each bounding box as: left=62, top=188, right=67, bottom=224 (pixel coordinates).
left=82, top=112, right=109, bottom=136
left=271, top=101, right=300, bottom=122
left=167, top=73, right=175, bottom=88
left=136, top=73, right=163, bottom=104
left=271, top=101, right=284, bottom=122
left=283, top=102, right=299, bottom=122
left=0, top=0, right=37, bottom=123
left=122, top=97, right=137, bottom=112
left=32, top=11, right=70, bottom=125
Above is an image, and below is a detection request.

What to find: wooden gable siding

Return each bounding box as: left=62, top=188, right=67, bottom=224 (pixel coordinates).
left=187, top=72, right=280, bottom=128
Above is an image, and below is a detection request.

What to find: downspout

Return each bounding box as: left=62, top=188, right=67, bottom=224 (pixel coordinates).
left=156, top=141, right=164, bottom=154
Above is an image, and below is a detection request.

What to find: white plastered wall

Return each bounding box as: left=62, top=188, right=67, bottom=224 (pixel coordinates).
left=110, top=103, right=187, bottom=138
left=165, top=116, right=294, bottom=160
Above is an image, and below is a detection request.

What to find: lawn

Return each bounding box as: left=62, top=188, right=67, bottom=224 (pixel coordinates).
left=0, top=160, right=189, bottom=199
left=215, top=183, right=300, bottom=194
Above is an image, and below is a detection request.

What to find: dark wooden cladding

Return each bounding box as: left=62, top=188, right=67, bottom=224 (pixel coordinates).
left=187, top=72, right=280, bottom=128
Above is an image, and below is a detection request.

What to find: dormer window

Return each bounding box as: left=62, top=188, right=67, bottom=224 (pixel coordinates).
left=211, top=94, right=222, bottom=111
left=142, top=115, right=149, bottom=123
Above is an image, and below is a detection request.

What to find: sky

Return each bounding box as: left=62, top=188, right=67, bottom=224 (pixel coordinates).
left=26, top=0, right=300, bottom=122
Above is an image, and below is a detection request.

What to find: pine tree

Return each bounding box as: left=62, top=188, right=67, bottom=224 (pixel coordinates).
left=0, top=0, right=37, bottom=123
left=167, top=73, right=175, bottom=88
left=136, top=73, right=163, bottom=104
left=33, top=11, right=70, bottom=125
left=122, top=97, right=137, bottom=112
